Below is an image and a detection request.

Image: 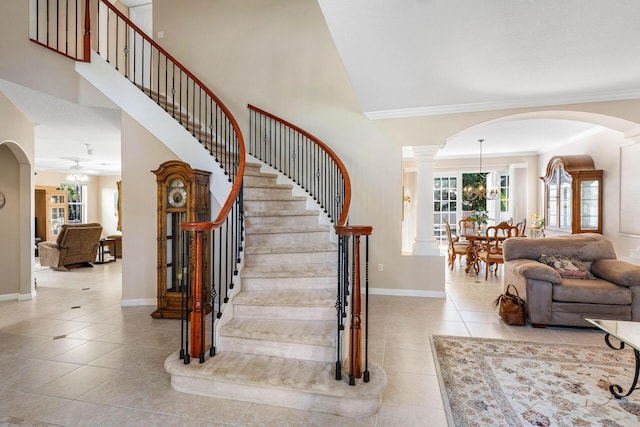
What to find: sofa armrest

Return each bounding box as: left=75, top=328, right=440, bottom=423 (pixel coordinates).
left=592, top=259, right=640, bottom=286
left=509, top=259, right=562, bottom=284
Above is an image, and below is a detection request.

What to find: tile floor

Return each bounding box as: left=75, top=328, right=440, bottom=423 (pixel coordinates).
left=0, top=258, right=606, bottom=426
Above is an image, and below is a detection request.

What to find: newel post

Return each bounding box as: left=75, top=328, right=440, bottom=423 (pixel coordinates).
left=335, top=225, right=373, bottom=385
left=189, top=229, right=204, bottom=361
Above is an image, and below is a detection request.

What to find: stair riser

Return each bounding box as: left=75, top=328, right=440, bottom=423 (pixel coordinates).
left=241, top=276, right=335, bottom=290
left=169, top=372, right=383, bottom=418
left=244, top=251, right=337, bottom=267
left=244, top=175, right=277, bottom=186
left=245, top=231, right=328, bottom=246
left=234, top=305, right=336, bottom=321
left=244, top=187, right=293, bottom=199
left=219, top=336, right=335, bottom=363
left=244, top=200, right=307, bottom=211
left=245, top=215, right=319, bottom=227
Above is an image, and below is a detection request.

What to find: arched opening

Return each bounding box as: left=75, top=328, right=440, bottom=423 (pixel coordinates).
left=0, top=140, right=34, bottom=300
left=402, top=109, right=640, bottom=261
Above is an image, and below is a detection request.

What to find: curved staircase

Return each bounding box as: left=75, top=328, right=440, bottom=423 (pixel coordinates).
left=165, top=162, right=386, bottom=417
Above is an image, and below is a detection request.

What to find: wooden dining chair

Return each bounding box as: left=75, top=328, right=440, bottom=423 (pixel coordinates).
left=444, top=219, right=469, bottom=270
left=515, top=218, right=527, bottom=237
left=477, top=222, right=519, bottom=279
left=458, top=216, right=477, bottom=238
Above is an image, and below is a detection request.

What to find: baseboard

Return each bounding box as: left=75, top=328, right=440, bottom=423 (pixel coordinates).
left=19, top=291, right=36, bottom=301
left=121, top=298, right=156, bottom=307
left=0, top=293, right=19, bottom=302
left=367, top=287, right=446, bottom=298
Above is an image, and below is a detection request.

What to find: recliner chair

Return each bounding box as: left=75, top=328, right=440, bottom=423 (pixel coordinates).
left=38, top=223, right=103, bottom=270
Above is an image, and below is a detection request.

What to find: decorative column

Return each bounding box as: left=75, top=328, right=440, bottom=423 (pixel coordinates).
left=412, top=145, right=441, bottom=255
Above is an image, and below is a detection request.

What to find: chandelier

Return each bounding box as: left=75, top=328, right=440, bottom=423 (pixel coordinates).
left=463, top=139, right=500, bottom=201
left=66, top=160, right=89, bottom=182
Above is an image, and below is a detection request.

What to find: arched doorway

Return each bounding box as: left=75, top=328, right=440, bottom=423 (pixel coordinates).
left=0, top=140, right=34, bottom=300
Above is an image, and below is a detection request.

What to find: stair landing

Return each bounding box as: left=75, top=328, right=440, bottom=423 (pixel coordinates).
left=165, top=351, right=386, bottom=418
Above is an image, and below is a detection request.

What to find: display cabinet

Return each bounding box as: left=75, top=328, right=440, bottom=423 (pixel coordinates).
left=541, top=155, right=603, bottom=234
left=151, top=160, right=211, bottom=319
left=35, top=186, right=68, bottom=242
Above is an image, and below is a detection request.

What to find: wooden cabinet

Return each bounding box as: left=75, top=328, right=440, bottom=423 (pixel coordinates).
left=151, top=160, right=211, bottom=319
left=542, top=155, right=603, bottom=234
left=35, top=186, right=68, bottom=242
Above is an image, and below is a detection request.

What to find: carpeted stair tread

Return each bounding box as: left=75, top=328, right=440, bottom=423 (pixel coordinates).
left=244, top=182, right=293, bottom=189
left=244, top=194, right=307, bottom=202
left=245, top=242, right=336, bottom=254
left=244, top=209, right=319, bottom=217
left=246, top=224, right=330, bottom=234
left=221, top=318, right=335, bottom=346
left=232, top=289, right=335, bottom=307
left=241, top=263, right=336, bottom=278
left=166, top=351, right=386, bottom=401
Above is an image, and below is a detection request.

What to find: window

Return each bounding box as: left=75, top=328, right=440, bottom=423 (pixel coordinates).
left=499, top=174, right=509, bottom=212
left=61, top=183, right=87, bottom=223
left=433, top=176, right=457, bottom=243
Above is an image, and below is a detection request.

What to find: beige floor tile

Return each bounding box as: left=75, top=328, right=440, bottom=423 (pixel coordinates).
left=0, top=257, right=607, bottom=425
left=50, top=341, right=122, bottom=365
left=36, top=365, right=118, bottom=399
left=376, top=403, right=448, bottom=427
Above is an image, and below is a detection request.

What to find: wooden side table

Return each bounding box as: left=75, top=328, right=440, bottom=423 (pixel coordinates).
left=96, top=238, right=117, bottom=264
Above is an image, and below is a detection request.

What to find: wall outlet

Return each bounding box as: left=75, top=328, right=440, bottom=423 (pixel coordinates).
left=377, top=263, right=384, bottom=272
left=157, top=31, right=165, bottom=39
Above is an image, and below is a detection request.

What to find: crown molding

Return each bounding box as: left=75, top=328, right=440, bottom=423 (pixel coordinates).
left=363, top=90, right=640, bottom=120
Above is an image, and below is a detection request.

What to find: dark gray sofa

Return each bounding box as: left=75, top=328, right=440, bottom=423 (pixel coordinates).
left=503, top=233, right=640, bottom=327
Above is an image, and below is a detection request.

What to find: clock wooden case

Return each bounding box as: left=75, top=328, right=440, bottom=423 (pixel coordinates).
left=151, top=160, right=211, bottom=319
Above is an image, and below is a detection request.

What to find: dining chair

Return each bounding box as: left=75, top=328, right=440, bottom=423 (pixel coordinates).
left=515, top=218, right=527, bottom=237
left=458, top=216, right=477, bottom=238
left=477, top=222, right=519, bottom=279
left=444, top=219, right=469, bottom=270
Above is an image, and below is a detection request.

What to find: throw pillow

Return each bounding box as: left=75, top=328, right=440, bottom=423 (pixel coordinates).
left=538, top=254, right=595, bottom=279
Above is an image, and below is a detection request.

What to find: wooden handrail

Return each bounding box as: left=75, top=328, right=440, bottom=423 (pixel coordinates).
left=91, top=0, right=245, bottom=232
left=248, top=104, right=351, bottom=227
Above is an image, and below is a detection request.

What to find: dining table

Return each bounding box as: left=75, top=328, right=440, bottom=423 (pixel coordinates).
left=460, top=232, right=507, bottom=274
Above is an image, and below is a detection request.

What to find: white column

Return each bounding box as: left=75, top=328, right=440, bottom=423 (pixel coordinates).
left=412, top=146, right=441, bottom=256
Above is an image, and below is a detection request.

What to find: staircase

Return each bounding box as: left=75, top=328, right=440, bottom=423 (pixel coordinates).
left=30, top=0, right=385, bottom=417
left=165, top=162, right=386, bottom=417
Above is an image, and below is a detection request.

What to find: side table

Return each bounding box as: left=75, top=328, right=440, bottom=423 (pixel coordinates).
left=96, top=238, right=117, bottom=264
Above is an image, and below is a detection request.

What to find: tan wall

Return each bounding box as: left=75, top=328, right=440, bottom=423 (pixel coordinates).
left=120, top=111, right=178, bottom=304
left=0, top=145, right=21, bottom=296
left=0, top=91, right=35, bottom=299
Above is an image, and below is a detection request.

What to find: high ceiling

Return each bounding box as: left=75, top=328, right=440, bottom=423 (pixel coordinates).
left=7, top=1, right=640, bottom=175
left=318, top=0, right=640, bottom=157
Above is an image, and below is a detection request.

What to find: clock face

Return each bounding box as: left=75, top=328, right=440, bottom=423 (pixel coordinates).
left=167, top=179, right=187, bottom=208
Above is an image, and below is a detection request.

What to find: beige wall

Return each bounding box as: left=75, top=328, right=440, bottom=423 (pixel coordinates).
left=153, top=0, right=640, bottom=293
left=0, top=91, right=34, bottom=300
left=120, top=111, right=178, bottom=304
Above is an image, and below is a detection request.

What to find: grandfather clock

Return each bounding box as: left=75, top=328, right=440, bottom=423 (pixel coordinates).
left=151, top=160, right=211, bottom=319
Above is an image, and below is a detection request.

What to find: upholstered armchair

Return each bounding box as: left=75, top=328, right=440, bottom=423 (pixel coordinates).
left=38, top=223, right=103, bottom=270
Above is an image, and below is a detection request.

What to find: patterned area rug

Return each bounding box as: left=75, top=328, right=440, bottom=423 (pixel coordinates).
left=432, top=335, right=640, bottom=426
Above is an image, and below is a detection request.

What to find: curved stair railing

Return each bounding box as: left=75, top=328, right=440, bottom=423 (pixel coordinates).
left=248, top=105, right=373, bottom=385
left=30, top=0, right=245, bottom=364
